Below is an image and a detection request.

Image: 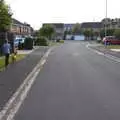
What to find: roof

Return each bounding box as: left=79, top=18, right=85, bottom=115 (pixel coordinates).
left=43, top=23, right=64, bottom=28
left=81, top=22, right=102, bottom=29
left=12, top=18, right=32, bottom=28
left=64, top=24, right=75, bottom=28
left=12, top=18, right=23, bottom=25
left=52, top=23, right=64, bottom=28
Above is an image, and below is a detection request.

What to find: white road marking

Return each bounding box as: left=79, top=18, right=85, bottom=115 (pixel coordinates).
left=41, top=59, right=46, bottom=66
left=86, top=44, right=120, bottom=63
left=95, top=51, right=104, bottom=55
left=7, top=69, right=40, bottom=120
left=0, top=48, right=52, bottom=120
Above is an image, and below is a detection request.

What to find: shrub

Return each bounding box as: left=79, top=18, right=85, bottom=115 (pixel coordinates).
left=24, top=37, right=33, bottom=50
left=56, top=40, right=64, bottom=43
left=114, top=29, right=120, bottom=39
left=56, top=39, right=60, bottom=42
left=35, top=36, right=48, bottom=46
left=59, top=40, right=64, bottom=43
left=0, top=39, right=4, bottom=56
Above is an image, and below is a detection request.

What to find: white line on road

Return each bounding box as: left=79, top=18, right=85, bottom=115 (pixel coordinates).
left=86, top=44, right=120, bottom=64
left=6, top=69, right=40, bottom=120
left=0, top=48, right=52, bottom=120
left=41, top=59, right=46, bottom=66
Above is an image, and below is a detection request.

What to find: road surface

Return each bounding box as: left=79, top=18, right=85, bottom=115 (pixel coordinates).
left=14, top=41, right=120, bottom=120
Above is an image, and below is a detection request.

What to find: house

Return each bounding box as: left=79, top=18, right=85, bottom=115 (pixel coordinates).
left=81, top=22, right=103, bottom=32
left=101, top=18, right=120, bottom=29
left=64, top=24, right=75, bottom=32
left=53, top=23, right=64, bottom=40
left=10, top=18, right=33, bottom=38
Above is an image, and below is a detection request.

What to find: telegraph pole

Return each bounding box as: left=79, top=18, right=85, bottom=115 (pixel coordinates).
left=105, top=0, right=108, bottom=37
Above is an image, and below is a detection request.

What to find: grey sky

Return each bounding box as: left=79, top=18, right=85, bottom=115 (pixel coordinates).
left=5, top=0, right=120, bottom=29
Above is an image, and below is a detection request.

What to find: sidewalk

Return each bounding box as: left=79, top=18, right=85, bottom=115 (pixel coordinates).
left=0, top=47, right=49, bottom=111
left=89, top=45, right=120, bottom=58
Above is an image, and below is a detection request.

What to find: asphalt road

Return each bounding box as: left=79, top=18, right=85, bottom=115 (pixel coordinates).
left=14, top=41, right=120, bottom=120
left=0, top=47, right=48, bottom=111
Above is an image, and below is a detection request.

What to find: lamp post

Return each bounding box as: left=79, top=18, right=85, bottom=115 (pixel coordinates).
left=105, top=0, right=108, bottom=37
left=104, top=0, right=108, bottom=48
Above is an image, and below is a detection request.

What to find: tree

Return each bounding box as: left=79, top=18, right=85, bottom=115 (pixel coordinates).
left=107, top=29, right=115, bottom=36
left=72, top=23, right=82, bottom=34
left=114, top=29, right=120, bottom=39
left=39, top=24, right=55, bottom=40
left=100, top=29, right=115, bottom=38
left=83, top=29, right=93, bottom=40
left=63, top=30, right=72, bottom=39
left=100, top=29, right=105, bottom=38
left=0, top=0, right=12, bottom=32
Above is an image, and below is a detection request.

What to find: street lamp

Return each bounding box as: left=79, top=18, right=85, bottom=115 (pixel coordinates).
left=105, top=0, right=108, bottom=37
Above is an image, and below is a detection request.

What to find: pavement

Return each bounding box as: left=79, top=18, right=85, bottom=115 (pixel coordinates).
left=111, top=49, right=120, bottom=52
left=12, top=41, right=120, bottom=120
left=0, top=47, right=48, bottom=111
left=17, top=50, right=33, bottom=55
left=89, top=43, right=120, bottom=58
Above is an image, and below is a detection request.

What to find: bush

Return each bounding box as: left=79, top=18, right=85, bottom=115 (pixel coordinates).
left=56, top=39, right=60, bottom=42
left=56, top=40, right=64, bottom=43
left=35, top=37, right=48, bottom=46
left=0, top=39, right=4, bottom=56
left=59, top=40, right=64, bottom=43
left=114, top=29, right=120, bottom=39
left=24, top=37, right=33, bottom=50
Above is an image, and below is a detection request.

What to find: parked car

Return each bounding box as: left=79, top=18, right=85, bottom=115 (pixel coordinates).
left=102, top=36, right=120, bottom=45
left=14, top=38, right=25, bottom=47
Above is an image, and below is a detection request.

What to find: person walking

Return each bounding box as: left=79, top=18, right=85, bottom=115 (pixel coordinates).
left=2, top=40, right=11, bottom=68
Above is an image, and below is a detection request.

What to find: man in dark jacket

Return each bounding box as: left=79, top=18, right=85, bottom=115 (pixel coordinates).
left=2, top=40, right=11, bottom=68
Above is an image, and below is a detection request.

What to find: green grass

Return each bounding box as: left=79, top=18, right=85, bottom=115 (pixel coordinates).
left=0, top=54, right=26, bottom=71
left=106, top=45, right=120, bottom=49
left=0, top=58, right=5, bottom=71
left=59, top=40, right=64, bottom=43
left=49, top=40, right=64, bottom=46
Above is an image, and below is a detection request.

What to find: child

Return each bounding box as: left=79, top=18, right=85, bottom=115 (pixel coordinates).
left=12, top=47, right=17, bottom=63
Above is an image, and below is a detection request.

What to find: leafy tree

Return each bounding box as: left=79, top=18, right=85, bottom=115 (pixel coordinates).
left=107, top=29, right=115, bottom=36
left=39, top=24, right=55, bottom=40
left=35, top=36, right=48, bottom=46
left=63, top=30, right=72, bottom=39
left=113, top=29, right=120, bottom=39
left=72, top=23, right=82, bottom=34
left=0, top=0, right=12, bottom=32
left=100, top=29, right=105, bottom=38
left=100, top=29, right=115, bottom=38
left=83, top=29, right=93, bottom=40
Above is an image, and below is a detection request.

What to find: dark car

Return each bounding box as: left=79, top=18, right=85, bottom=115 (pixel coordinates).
left=102, top=36, right=120, bottom=45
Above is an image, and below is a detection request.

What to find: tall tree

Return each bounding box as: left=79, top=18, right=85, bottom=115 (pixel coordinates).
left=114, top=29, right=120, bottom=39
left=100, top=29, right=115, bottom=38
left=0, top=0, right=12, bottom=32
left=83, top=29, right=93, bottom=40
left=39, top=24, right=55, bottom=40
left=72, top=23, right=82, bottom=34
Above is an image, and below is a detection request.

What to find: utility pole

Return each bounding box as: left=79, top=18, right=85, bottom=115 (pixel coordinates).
left=105, top=0, right=108, bottom=37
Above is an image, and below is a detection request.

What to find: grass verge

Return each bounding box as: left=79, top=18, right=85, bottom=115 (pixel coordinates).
left=49, top=40, right=64, bottom=46
left=0, top=54, right=26, bottom=72
left=106, top=45, right=120, bottom=49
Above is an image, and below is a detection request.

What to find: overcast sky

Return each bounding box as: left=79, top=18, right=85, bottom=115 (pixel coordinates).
left=5, top=0, right=120, bottom=29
